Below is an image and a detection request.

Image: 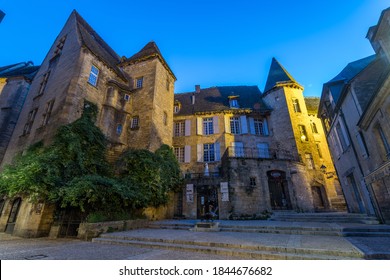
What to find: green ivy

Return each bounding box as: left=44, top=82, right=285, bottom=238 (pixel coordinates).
left=0, top=102, right=183, bottom=216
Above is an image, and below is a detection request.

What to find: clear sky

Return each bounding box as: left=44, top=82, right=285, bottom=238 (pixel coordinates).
left=1, top=0, right=389, bottom=96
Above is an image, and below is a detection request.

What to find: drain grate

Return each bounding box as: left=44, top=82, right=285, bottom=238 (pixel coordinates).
left=24, top=254, right=48, bottom=260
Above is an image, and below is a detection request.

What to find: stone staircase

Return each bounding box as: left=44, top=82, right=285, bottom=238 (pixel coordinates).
left=269, top=211, right=379, bottom=224
left=92, top=230, right=364, bottom=260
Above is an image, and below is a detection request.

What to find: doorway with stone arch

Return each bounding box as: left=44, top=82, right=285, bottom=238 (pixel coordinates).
left=267, top=170, right=292, bottom=210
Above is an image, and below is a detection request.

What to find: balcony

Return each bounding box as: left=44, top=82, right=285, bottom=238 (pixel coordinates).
left=226, top=146, right=299, bottom=161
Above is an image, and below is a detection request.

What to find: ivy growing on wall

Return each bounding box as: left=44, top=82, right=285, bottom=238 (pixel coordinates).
left=0, top=102, right=182, bottom=216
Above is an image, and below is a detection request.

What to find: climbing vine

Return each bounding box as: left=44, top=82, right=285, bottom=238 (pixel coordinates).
left=0, top=102, right=182, bottom=217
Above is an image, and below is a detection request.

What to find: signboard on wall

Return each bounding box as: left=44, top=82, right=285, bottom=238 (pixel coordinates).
left=186, top=184, right=194, bottom=203
left=220, top=182, right=229, bottom=202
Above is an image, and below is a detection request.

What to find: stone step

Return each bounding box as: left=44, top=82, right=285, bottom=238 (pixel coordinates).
left=269, top=213, right=379, bottom=224
left=92, top=235, right=363, bottom=260
left=149, top=222, right=390, bottom=237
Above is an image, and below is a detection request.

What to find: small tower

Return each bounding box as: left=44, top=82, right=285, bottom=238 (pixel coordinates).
left=120, top=42, right=176, bottom=151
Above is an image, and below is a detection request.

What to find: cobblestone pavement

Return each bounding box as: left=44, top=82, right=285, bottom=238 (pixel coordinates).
left=0, top=236, right=245, bottom=260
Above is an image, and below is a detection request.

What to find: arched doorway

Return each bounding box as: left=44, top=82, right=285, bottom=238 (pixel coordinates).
left=267, top=170, right=292, bottom=210
left=5, top=197, right=22, bottom=234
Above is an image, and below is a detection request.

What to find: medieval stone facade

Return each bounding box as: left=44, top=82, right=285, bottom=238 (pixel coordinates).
left=173, top=59, right=345, bottom=220
left=319, top=8, right=390, bottom=224
left=0, top=10, right=176, bottom=237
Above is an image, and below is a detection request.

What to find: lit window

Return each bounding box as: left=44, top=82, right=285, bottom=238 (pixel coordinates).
left=292, top=99, right=301, bottom=113
left=174, top=147, right=185, bottom=163
left=135, top=77, right=143, bottom=88
left=203, top=143, right=215, bottom=162
left=203, top=118, right=214, bottom=135
left=230, top=117, right=241, bottom=134
left=23, top=108, right=38, bottom=135
left=131, top=116, right=139, bottom=129
left=298, top=125, right=308, bottom=141
left=229, top=99, right=239, bottom=108
left=116, top=124, right=123, bottom=135
left=88, top=65, right=99, bottom=86
left=41, top=99, right=55, bottom=126
left=174, top=121, right=185, bottom=137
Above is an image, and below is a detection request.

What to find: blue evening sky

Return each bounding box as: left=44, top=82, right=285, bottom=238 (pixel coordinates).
left=0, top=0, right=388, bottom=96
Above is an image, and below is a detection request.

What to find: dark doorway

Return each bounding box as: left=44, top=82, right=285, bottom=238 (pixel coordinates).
left=346, top=174, right=366, bottom=213
left=267, top=170, right=292, bottom=210
left=5, top=198, right=22, bottom=234
left=311, top=186, right=326, bottom=211
left=57, top=208, right=85, bottom=238
left=174, top=191, right=184, bottom=218
left=197, top=185, right=219, bottom=220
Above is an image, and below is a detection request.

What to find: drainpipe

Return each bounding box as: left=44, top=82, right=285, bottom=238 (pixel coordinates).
left=339, top=109, right=384, bottom=222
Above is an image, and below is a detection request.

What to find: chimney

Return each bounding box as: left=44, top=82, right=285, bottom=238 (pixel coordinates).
left=195, top=85, right=200, bottom=93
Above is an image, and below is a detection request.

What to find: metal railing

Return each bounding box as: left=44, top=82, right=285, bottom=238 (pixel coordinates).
left=227, top=146, right=299, bottom=161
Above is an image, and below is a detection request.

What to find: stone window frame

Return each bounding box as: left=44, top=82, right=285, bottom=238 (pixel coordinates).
left=203, top=143, right=215, bottom=162
left=174, top=121, right=185, bottom=137
left=315, top=142, right=323, bottom=159
left=292, top=98, right=301, bottom=113
left=88, top=65, right=99, bottom=87
left=174, top=147, right=185, bottom=163
left=230, top=117, right=241, bottom=134
left=23, top=108, right=38, bottom=135
left=249, top=177, right=256, bottom=186
left=37, top=71, right=51, bottom=96
left=131, top=116, right=139, bottom=129
left=311, top=122, right=319, bottom=134
left=298, top=124, right=308, bottom=142
left=41, top=99, right=55, bottom=127
left=305, top=153, right=315, bottom=169
left=163, top=111, right=168, bottom=126
left=203, top=117, right=214, bottom=135
left=116, top=124, right=123, bottom=135
left=254, top=119, right=265, bottom=135
left=124, top=94, right=130, bottom=102
left=135, top=77, right=143, bottom=89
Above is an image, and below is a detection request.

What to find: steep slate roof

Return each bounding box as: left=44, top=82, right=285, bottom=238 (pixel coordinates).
left=175, top=86, right=272, bottom=115
left=304, top=97, right=320, bottom=115
left=73, top=10, right=127, bottom=81
left=121, top=41, right=176, bottom=80
left=353, top=54, right=390, bottom=112
left=322, top=55, right=376, bottom=105
left=263, top=57, right=302, bottom=94
left=0, top=62, right=39, bottom=80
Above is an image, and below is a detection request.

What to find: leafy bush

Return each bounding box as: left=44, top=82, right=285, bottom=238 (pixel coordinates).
left=0, top=102, right=182, bottom=219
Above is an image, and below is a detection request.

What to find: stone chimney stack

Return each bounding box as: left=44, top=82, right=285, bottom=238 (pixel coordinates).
left=195, top=85, right=201, bottom=93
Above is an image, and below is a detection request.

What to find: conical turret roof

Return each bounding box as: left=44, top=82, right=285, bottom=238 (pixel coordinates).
left=263, top=58, right=302, bottom=94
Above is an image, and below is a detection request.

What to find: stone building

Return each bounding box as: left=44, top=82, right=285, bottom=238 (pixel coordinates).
left=318, top=8, right=390, bottom=223
left=0, top=62, right=39, bottom=164
left=0, top=10, right=176, bottom=237
left=173, top=58, right=345, bottom=220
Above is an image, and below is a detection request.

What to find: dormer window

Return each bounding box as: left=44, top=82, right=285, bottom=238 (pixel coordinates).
left=174, top=101, right=181, bottom=114
left=228, top=96, right=239, bottom=108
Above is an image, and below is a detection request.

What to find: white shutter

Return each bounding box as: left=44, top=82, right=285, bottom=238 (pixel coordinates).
left=249, top=117, right=255, bottom=134
left=185, top=119, right=191, bottom=136
left=197, top=117, right=203, bottom=135
left=240, top=116, right=248, bottom=134
left=184, top=145, right=191, bottom=163
left=215, top=142, right=221, bottom=161
left=197, top=144, right=203, bottom=162
left=213, top=116, right=219, bottom=134
left=224, top=115, right=230, bottom=133
left=263, top=118, right=269, bottom=136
